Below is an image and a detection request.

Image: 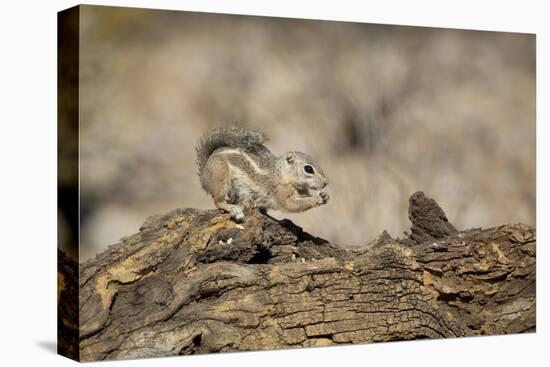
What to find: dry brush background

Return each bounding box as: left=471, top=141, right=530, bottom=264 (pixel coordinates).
left=61, top=6, right=535, bottom=261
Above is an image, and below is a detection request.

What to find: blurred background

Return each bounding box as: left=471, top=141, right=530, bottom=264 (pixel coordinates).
left=69, top=5, right=535, bottom=261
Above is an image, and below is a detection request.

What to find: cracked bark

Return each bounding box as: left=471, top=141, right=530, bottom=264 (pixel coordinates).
left=57, top=192, right=536, bottom=361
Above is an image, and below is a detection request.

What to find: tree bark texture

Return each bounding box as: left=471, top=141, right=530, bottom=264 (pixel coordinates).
left=58, top=192, right=536, bottom=361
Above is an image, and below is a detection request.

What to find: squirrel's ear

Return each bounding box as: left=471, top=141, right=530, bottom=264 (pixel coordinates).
left=285, top=152, right=295, bottom=164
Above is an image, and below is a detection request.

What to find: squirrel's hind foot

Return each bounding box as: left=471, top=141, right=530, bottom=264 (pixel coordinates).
left=230, top=207, right=245, bottom=223
left=214, top=200, right=246, bottom=223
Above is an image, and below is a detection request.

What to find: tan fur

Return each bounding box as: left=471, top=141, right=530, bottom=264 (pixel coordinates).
left=272, top=183, right=326, bottom=212
left=196, top=128, right=329, bottom=222
left=214, top=149, right=270, bottom=176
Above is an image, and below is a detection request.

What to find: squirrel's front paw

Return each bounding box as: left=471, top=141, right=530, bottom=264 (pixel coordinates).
left=318, top=191, right=329, bottom=206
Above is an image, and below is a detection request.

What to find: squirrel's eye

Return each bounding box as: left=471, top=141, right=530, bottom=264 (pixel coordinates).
left=304, top=165, right=315, bottom=174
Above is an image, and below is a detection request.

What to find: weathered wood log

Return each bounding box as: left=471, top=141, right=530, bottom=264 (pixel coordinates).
left=57, top=249, right=79, bottom=360
left=59, top=192, right=536, bottom=361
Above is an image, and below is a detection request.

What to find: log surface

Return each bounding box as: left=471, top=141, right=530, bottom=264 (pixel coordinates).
left=59, top=192, right=535, bottom=361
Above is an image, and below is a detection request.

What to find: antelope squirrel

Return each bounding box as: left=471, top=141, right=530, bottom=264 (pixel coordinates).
left=195, top=127, right=329, bottom=222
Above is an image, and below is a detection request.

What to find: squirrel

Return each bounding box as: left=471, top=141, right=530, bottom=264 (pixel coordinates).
left=195, top=127, right=329, bottom=222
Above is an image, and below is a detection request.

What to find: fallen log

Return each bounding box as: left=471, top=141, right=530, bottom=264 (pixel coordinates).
left=57, top=192, right=535, bottom=361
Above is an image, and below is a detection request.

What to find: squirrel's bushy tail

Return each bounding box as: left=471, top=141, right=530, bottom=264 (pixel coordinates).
left=195, top=126, right=267, bottom=176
